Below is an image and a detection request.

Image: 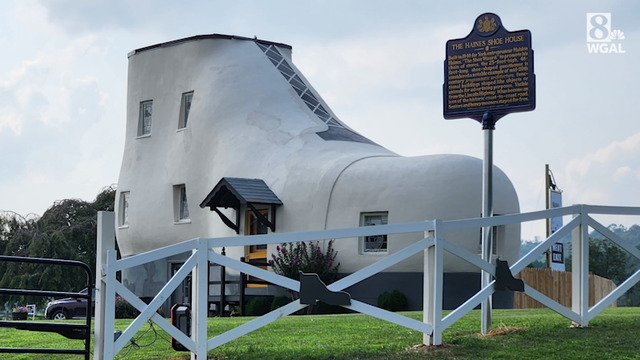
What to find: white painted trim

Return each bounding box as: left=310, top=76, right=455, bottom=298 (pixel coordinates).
left=210, top=250, right=300, bottom=291
left=511, top=215, right=580, bottom=275
left=347, top=299, right=433, bottom=334
left=441, top=282, right=494, bottom=330
left=329, top=237, right=434, bottom=291
left=587, top=268, right=640, bottom=322
left=588, top=216, right=640, bottom=261
left=441, top=238, right=495, bottom=275
left=523, top=284, right=581, bottom=323
left=208, top=300, right=308, bottom=349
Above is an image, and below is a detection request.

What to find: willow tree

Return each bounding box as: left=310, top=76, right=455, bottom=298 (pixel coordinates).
left=0, top=185, right=116, bottom=308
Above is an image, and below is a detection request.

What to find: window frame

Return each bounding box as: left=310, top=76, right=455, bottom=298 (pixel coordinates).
left=119, top=192, right=130, bottom=228
left=138, top=100, right=153, bottom=137
left=178, top=91, right=194, bottom=130
left=360, top=211, right=389, bottom=254
left=173, top=184, right=191, bottom=224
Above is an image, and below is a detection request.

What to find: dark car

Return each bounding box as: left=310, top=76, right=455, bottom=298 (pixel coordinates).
left=45, top=288, right=93, bottom=320
left=45, top=288, right=120, bottom=320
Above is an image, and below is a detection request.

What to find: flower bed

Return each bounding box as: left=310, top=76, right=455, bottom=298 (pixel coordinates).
left=12, top=306, right=28, bottom=320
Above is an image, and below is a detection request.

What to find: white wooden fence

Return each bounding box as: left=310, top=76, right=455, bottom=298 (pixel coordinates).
left=93, top=204, right=640, bottom=359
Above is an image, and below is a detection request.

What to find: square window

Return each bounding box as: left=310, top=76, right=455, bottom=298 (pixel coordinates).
left=361, top=212, right=388, bottom=253
left=119, top=192, right=130, bottom=227
left=179, top=92, right=194, bottom=129
left=138, top=101, right=153, bottom=136
left=174, top=185, right=190, bottom=222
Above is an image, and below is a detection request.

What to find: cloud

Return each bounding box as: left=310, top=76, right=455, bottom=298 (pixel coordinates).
left=613, top=166, right=632, bottom=181
left=562, top=131, right=640, bottom=206
left=33, top=0, right=141, bottom=34
left=0, top=113, right=23, bottom=135
left=294, top=24, right=467, bottom=105
left=0, top=28, right=113, bottom=214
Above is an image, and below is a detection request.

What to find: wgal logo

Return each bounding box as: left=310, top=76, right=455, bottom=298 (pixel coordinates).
left=586, top=13, right=625, bottom=53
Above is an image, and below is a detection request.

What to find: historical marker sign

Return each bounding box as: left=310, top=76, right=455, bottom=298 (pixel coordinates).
left=444, top=13, right=535, bottom=122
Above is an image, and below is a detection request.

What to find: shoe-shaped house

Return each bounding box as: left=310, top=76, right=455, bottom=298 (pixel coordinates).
left=115, top=34, right=520, bottom=311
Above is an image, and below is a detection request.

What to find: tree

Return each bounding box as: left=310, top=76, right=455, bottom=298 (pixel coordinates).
left=0, top=185, right=116, bottom=308
left=588, top=238, right=629, bottom=284
left=565, top=230, right=640, bottom=306
left=566, top=237, right=628, bottom=282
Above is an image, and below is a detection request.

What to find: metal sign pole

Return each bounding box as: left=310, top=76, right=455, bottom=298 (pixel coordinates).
left=442, top=11, right=536, bottom=339
left=481, top=111, right=495, bottom=334
left=545, top=164, right=551, bottom=269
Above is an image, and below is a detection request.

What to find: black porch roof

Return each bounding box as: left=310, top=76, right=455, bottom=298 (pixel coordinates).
left=199, top=177, right=282, bottom=210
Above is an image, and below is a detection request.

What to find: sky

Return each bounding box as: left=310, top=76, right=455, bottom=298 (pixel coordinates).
left=0, top=0, right=639, bottom=241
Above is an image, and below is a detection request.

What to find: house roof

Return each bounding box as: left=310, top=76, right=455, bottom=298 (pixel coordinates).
left=128, top=34, right=292, bottom=58
left=199, top=177, right=282, bottom=210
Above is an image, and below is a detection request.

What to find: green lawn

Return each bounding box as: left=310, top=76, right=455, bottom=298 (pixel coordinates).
left=1, top=308, right=639, bottom=359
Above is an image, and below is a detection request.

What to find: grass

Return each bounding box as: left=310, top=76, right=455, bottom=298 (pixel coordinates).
left=1, top=308, right=640, bottom=359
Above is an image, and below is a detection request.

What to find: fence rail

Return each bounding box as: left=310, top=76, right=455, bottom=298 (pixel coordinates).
left=514, top=268, right=617, bottom=309
left=93, top=204, right=640, bottom=359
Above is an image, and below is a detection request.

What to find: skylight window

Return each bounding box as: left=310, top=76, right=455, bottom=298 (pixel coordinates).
left=255, top=42, right=377, bottom=145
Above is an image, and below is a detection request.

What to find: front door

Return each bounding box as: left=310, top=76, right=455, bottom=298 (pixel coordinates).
left=246, top=209, right=268, bottom=287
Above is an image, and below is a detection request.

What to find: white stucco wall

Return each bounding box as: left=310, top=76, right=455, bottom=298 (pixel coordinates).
left=115, top=35, right=520, bottom=278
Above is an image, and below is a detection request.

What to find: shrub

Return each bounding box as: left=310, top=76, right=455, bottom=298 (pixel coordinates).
left=230, top=306, right=241, bottom=317
left=377, top=290, right=408, bottom=312
left=270, top=240, right=340, bottom=284
left=245, top=297, right=271, bottom=316
left=115, top=298, right=137, bottom=319
left=271, top=295, right=292, bottom=310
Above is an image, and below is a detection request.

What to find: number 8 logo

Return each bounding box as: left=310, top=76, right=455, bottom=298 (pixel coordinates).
left=587, top=13, right=611, bottom=42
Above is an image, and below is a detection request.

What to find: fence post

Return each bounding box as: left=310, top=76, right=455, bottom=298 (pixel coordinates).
left=571, top=205, right=589, bottom=326
left=423, top=220, right=441, bottom=345
left=191, top=239, right=209, bottom=359
left=220, top=248, right=226, bottom=317
left=423, top=228, right=435, bottom=345
left=240, top=257, right=246, bottom=316
left=94, top=211, right=115, bottom=360
left=433, top=220, right=444, bottom=345
left=104, top=250, right=118, bottom=360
